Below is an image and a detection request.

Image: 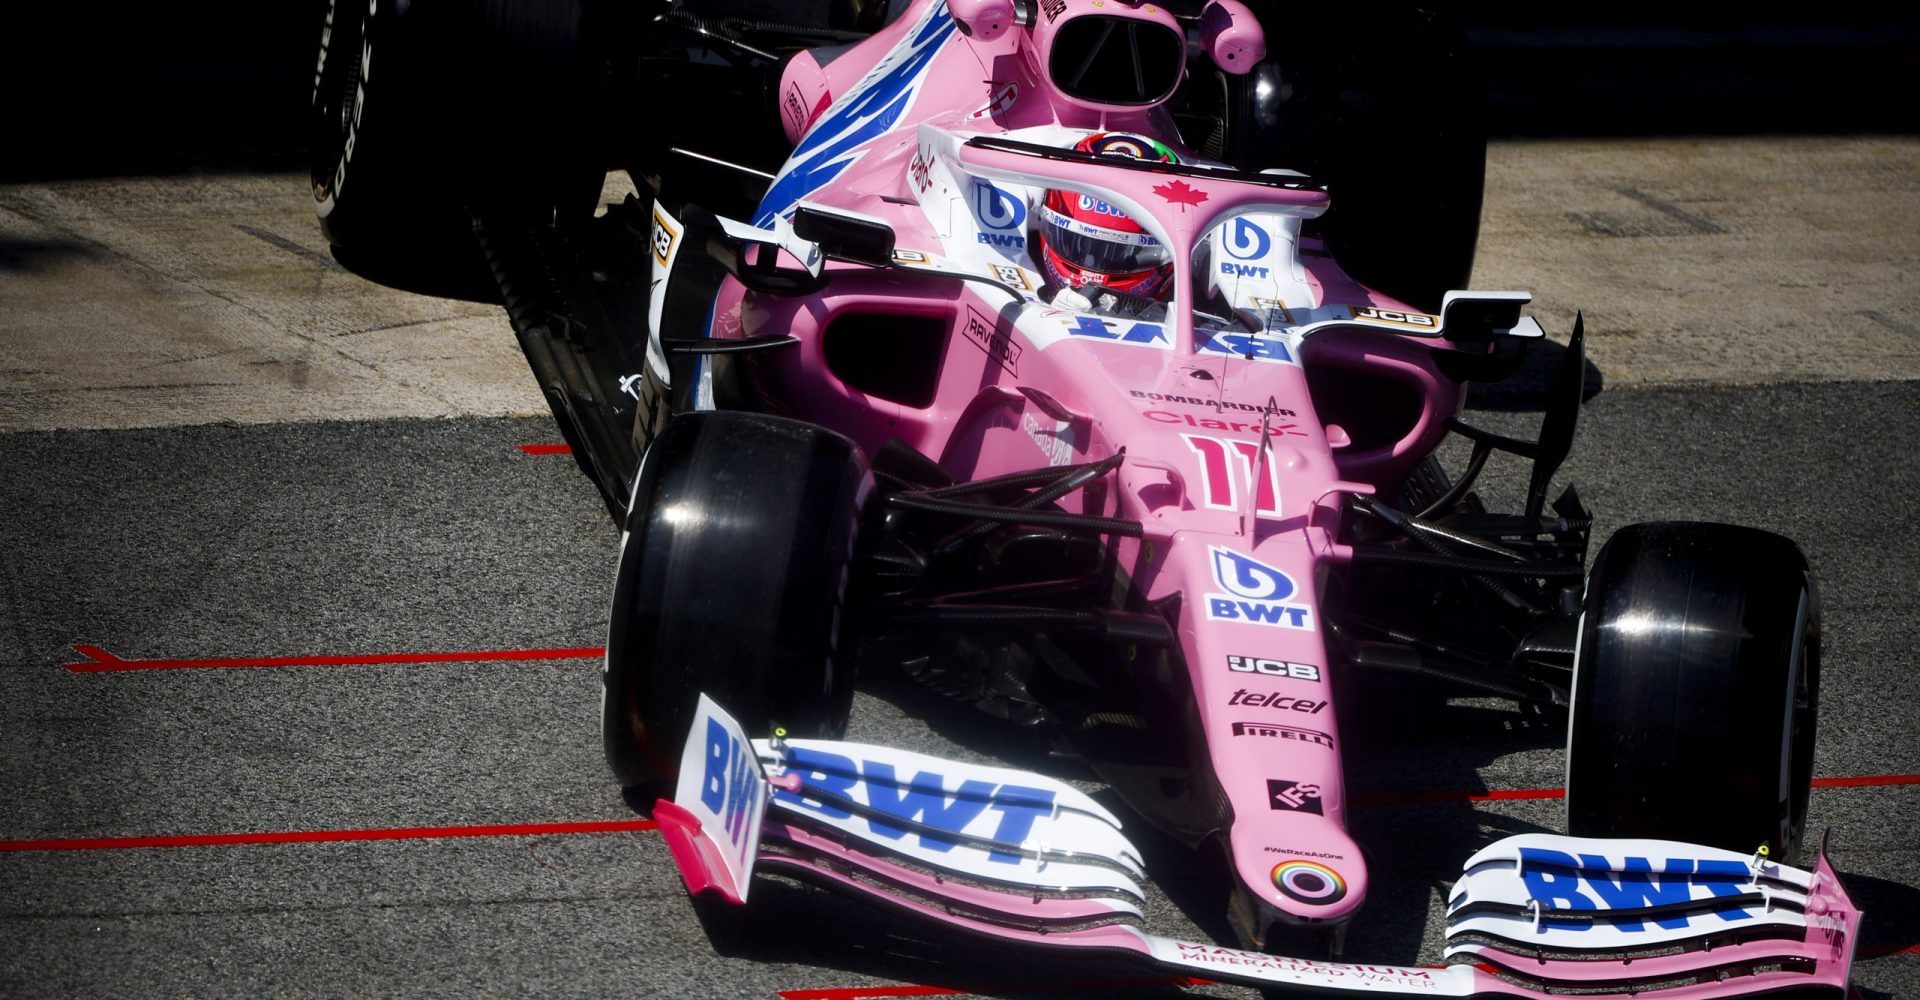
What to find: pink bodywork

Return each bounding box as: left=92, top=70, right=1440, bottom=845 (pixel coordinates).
left=702, top=0, right=1468, bottom=939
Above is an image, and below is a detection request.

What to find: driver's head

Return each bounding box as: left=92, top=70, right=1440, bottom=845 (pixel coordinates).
left=1038, top=132, right=1178, bottom=299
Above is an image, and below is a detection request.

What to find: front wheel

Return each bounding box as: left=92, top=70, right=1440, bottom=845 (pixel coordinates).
left=1565, top=522, right=1820, bottom=861
left=602, top=412, right=870, bottom=798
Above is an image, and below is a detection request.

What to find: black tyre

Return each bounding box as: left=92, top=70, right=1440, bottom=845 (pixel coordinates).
left=1566, top=522, right=1820, bottom=860
left=602, top=412, right=870, bottom=795
left=308, top=0, right=608, bottom=299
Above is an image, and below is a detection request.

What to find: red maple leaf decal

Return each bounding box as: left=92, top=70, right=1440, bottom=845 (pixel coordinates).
left=1152, top=179, right=1208, bottom=212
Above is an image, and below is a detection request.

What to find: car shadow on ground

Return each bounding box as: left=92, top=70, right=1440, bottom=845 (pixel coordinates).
left=850, top=661, right=1570, bottom=967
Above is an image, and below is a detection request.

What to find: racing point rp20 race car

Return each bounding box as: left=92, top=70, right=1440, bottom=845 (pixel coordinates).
left=308, top=0, right=1861, bottom=994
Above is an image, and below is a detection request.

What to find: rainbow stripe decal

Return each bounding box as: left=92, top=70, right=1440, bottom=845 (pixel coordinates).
left=1271, top=859, right=1348, bottom=906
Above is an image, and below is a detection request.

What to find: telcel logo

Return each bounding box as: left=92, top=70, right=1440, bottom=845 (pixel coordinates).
left=773, top=746, right=1056, bottom=864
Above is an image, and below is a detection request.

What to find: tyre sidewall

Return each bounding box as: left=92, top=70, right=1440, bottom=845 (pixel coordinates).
left=1566, top=522, right=1819, bottom=859
left=602, top=413, right=868, bottom=793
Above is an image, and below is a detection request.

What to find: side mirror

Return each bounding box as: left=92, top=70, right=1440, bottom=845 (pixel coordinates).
left=793, top=204, right=897, bottom=269
left=1438, top=290, right=1543, bottom=345
left=948, top=0, right=1016, bottom=42
left=1199, top=0, right=1266, bottom=75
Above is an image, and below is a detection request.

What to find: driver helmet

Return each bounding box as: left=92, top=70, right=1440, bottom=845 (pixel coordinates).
left=1037, top=132, right=1179, bottom=298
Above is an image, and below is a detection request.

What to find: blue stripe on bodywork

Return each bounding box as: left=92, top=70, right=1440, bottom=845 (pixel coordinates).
left=752, top=3, right=957, bottom=227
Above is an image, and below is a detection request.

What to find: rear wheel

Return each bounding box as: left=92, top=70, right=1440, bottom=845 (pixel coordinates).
left=308, top=0, right=609, bottom=299
left=1565, top=522, right=1820, bottom=861
left=602, top=412, right=870, bottom=797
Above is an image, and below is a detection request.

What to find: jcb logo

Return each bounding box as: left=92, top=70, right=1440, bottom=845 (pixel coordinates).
left=1353, top=307, right=1437, bottom=328
left=651, top=210, right=679, bottom=266
left=1227, top=656, right=1319, bottom=681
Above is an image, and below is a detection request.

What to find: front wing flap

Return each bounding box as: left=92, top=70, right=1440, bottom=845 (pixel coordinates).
left=654, top=694, right=1859, bottom=997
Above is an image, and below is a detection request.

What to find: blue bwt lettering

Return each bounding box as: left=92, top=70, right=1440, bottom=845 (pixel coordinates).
left=1517, top=848, right=1756, bottom=932
left=773, top=748, right=1059, bottom=863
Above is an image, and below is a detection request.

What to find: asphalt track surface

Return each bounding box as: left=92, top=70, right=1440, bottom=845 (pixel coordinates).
left=4, top=48, right=1920, bottom=1000
left=4, top=386, right=1917, bottom=999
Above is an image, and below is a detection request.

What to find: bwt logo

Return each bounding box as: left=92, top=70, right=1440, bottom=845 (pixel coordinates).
left=699, top=717, right=758, bottom=848
left=1224, top=217, right=1272, bottom=261
left=1220, top=263, right=1272, bottom=279
left=1076, top=194, right=1128, bottom=218
left=974, top=181, right=1026, bottom=230
left=1213, top=548, right=1293, bottom=601
left=773, top=746, right=1056, bottom=863
left=1517, top=847, right=1756, bottom=931
left=1206, top=547, right=1314, bottom=630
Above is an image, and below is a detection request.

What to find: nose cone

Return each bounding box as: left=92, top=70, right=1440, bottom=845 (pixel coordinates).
left=1226, top=820, right=1368, bottom=946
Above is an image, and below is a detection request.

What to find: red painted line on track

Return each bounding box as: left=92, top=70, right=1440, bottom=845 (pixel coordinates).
left=1355, top=787, right=1565, bottom=806
left=1813, top=773, right=1920, bottom=789
left=63, top=643, right=603, bottom=672
left=518, top=443, right=572, bottom=455
left=779, top=988, right=965, bottom=1000
left=779, top=976, right=1211, bottom=1000
left=1863, top=941, right=1920, bottom=958
left=0, top=818, right=657, bottom=854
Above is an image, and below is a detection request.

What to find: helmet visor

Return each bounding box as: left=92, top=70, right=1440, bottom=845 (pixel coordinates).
left=1039, top=204, right=1170, bottom=276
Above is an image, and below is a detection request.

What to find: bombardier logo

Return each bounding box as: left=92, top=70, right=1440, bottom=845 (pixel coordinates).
left=773, top=745, right=1057, bottom=864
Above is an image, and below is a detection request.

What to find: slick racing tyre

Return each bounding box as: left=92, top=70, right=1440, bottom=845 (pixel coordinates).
left=1565, top=522, right=1820, bottom=861
left=602, top=412, right=869, bottom=796
left=308, top=0, right=608, bottom=299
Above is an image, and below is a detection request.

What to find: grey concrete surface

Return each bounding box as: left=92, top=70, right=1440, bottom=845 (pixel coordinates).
left=1477, top=137, right=1920, bottom=387
left=0, top=179, right=540, bottom=432
left=1, top=381, right=1914, bottom=998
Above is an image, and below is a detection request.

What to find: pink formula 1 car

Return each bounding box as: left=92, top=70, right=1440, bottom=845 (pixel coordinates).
left=311, top=0, right=1856, bottom=994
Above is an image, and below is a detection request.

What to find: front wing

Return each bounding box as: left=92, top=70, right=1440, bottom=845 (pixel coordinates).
left=654, top=694, right=1860, bottom=998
